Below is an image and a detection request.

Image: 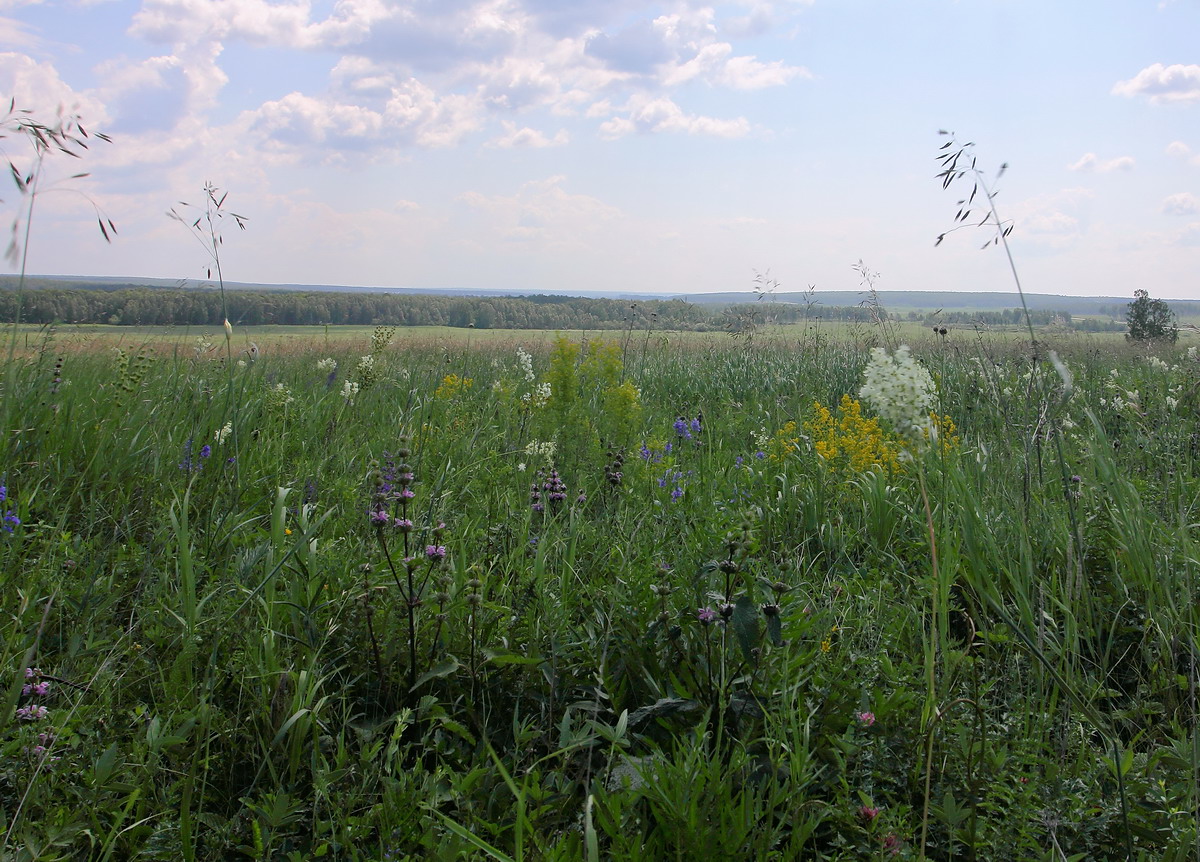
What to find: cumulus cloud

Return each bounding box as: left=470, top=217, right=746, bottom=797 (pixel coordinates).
left=247, top=79, right=482, bottom=156
left=1162, top=193, right=1199, bottom=216
left=599, top=94, right=750, bottom=138
left=1112, top=63, right=1200, bottom=104
left=1166, top=140, right=1200, bottom=166
left=459, top=175, right=622, bottom=247
left=1067, top=152, right=1135, bottom=173
left=1010, top=188, right=1094, bottom=249
left=488, top=122, right=568, bottom=148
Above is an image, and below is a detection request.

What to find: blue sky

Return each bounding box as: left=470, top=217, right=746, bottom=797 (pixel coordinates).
left=1, top=0, right=1198, bottom=299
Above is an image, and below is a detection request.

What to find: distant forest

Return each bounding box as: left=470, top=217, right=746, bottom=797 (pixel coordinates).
left=0, top=284, right=1123, bottom=332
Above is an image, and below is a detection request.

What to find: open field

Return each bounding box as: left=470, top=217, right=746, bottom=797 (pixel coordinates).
left=1, top=323, right=1198, bottom=859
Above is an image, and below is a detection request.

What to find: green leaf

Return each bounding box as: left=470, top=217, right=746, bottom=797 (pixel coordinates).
left=410, top=656, right=460, bottom=692
left=732, top=595, right=760, bottom=664
left=481, top=648, right=543, bottom=666
left=765, top=613, right=783, bottom=647
left=627, top=697, right=702, bottom=727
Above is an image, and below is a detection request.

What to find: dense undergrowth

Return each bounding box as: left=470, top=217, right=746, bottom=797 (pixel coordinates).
left=0, top=326, right=1197, bottom=861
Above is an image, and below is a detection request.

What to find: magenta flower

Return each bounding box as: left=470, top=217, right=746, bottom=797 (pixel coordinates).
left=858, top=805, right=880, bottom=822
left=855, top=710, right=876, bottom=727
left=698, top=607, right=717, bottom=624
left=16, top=704, right=48, bottom=721
left=425, top=544, right=446, bottom=561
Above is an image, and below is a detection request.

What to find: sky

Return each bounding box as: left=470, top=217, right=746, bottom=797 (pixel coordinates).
left=0, top=0, right=1198, bottom=299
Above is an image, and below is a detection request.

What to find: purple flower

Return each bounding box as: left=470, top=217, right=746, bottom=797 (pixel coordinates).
left=698, top=607, right=717, bottom=624
left=754, top=450, right=766, bottom=460
left=199, top=445, right=212, bottom=459
left=16, top=704, right=48, bottom=721
left=370, top=509, right=391, bottom=526
left=425, top=544, right=447, bottom=561
left=690, top=417, right=701, bottom=434
left=393, top=518, right=414, bottom=532
left=399, top=487, right=415, bottom=500
left=671, top=486, right=684, bottom=501
left=673, top=418, right=690, bottom=439
left=22, top=681, right=50, bottom=697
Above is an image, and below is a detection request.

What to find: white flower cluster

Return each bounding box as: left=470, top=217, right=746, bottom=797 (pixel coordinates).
left=266, top=382, right=295, bottom=408
left=524, top=439, right=556, bottom=463
left=521, top=382, right=552, bottom=408
left=857, top=344, right=935, bottom=443
left=341, top=380, right=359, bottom=400
left=1147, top=355, right=1169, bottom=372
left=316, top=357, right=337, bottom=372
left=516, top=347, right=535, bottom=383
left=215, top=422, right=232, bottom=445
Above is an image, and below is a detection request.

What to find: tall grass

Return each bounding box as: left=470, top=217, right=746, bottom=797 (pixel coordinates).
left=0, top=326, right=1195, bottom=860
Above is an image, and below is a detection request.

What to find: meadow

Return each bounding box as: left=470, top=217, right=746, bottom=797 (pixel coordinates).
left=1, top=321, right=1198, bottom=861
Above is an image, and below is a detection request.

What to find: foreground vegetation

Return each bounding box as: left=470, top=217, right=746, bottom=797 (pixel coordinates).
left=1, top=324, right=1198, bottom=860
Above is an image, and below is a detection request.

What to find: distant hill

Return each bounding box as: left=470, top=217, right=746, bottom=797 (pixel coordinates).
left=3, top=274, right=1197, bottom=318
left=678, top=290, right=1200, bottom=316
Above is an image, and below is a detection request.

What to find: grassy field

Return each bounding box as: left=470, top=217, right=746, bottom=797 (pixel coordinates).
left=1, top=322, right=1197, bottom=860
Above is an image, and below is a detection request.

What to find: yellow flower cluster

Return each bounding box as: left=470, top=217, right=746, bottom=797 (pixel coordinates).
left=435, top=374, right=473, bottom=400
left=804, top=395, right=902, bottom=475
left=765, top=421, right=802, bottom=462
left=925, top=412, right=960, bottom=455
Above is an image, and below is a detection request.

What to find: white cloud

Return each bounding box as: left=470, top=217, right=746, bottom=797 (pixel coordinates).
left=1010, top=188, right=1094, bottom=249
left=1173, top=222, right=1200, bottom=246
left=488, top=121, right=568, bottom=148
left=599, top=94, right=750, bottom=138
left=1112, top=63, right=1200, bottom=104
left=1166, top=140, right=1200, bottom=166
left=1067, top=152, right=1135, bottom=173
left=247, top=79, right=482, bottom=156
left=458, top=175, right=622, bottom=247
left=1162, top=192, right=1199, bottom=216
left=0, top=52, right=108, bottom=128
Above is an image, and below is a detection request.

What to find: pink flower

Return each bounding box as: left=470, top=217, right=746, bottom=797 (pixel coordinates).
left=858, top=805, right=880, bottom=822
left=883, top=833, right=901, bottom=855
left=855, top=710, right=876, bottom=726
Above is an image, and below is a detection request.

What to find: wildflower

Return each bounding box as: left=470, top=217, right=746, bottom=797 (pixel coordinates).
left=673, top=417, right=692, bottom=440
left=883, top=833, right=902, bottom=855
left=516, top=347, right=535, bottom=382
left=223, top=318, right=233, bottom=338
left=370, top=509, right=391, bottom=526
left=425, top=544, right=447, bottom=561
left=215, top=422, right=232, bottom=445
left=394, top=518, right=413, bottom=532
left=199, top=445, right=212, bottom=460
left=342, top=380, right=360, bottom=400
left=858, top=805, right=880, bottom=822
left=516, top=462, right=526, bottom=472
left=16, top=704, right=48, bottom=721
left=858, top=344, right=937, bottom=445
left=698, top=607, right=717, bottom=624
left=855, top=710, right=876, bottom=727
left=316, top=357, right=337, bottom=372
left=22, top=681, right=50, bottom=697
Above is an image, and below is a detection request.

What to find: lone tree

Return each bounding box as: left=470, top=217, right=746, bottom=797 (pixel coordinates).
left=1126, top=289, right=1178, bottom=344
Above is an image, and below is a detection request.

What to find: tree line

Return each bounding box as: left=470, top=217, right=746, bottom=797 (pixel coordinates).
left=0, top=285, right=1118, bottom=332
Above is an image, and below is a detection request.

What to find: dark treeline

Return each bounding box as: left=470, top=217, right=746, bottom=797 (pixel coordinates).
left=0, top=287, right=714, bottom=330
left=0, top=286, right=1122, bottom=332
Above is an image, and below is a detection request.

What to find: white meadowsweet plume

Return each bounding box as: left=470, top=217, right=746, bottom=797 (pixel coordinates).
left=857, top=344, right=936, bottom=444
left=316, top=357, right=337, bottom=372
left=516, top=347, right=535, bottom=383
left=215, top=422, right=233, bottom=445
